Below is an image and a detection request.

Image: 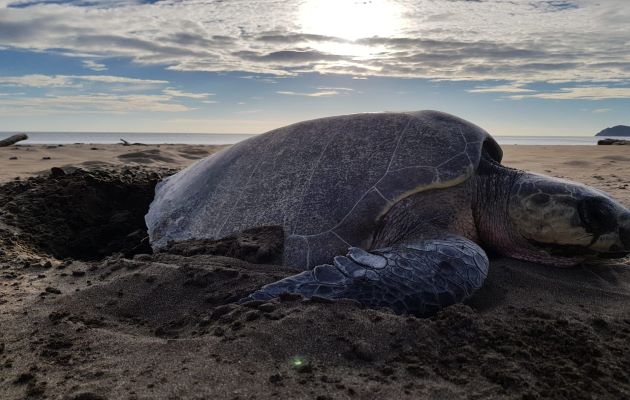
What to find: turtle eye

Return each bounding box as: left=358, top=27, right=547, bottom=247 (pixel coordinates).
left=578, top=197, right=617, bottom=234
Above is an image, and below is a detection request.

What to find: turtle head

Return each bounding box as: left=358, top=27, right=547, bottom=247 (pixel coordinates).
left=506, top=173, right=630, bottom=266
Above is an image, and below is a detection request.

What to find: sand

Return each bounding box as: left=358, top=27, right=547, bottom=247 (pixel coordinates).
left=0, top=143, right=224, bottom=182
left=0, top=143, right=629, bottom=400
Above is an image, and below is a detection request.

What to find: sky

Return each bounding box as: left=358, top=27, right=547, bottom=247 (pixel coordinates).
left=0, top=0, right=628, bottom=135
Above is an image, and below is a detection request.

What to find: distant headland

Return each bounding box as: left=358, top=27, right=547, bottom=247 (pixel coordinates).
left=595, top=125, right=630, bottom=137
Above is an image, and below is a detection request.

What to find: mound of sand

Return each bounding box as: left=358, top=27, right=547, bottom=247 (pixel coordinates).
left=1, top=150, right=630, bottom=399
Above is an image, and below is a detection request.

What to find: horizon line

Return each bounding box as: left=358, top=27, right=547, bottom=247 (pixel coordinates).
left=0, top=131, right=610, bottom=137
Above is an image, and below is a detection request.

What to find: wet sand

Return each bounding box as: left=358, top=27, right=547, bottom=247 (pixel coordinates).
left=0, top=144, right=629, bottom=399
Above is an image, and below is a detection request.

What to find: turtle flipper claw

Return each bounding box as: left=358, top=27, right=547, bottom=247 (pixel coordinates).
left=241, top=235, right=489, bottom=316
left=346, top=247, right=388, bottom=269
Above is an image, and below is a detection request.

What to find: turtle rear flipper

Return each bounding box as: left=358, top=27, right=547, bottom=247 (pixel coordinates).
left=240, top=235, right=489, bottom=317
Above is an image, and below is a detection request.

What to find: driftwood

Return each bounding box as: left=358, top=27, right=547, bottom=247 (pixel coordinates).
left=120, top=138, right=146, bottom=146
left=0, top=133, right=28, bottom=147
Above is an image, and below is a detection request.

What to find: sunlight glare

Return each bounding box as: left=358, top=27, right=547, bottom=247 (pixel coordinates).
left=298, top=0, right=404, bottom=41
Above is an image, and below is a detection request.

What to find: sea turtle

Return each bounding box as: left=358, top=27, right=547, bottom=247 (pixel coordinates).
left=146, top=111, right=630, bottom=316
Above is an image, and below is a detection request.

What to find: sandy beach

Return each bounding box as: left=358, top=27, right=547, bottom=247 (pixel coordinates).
left=0, top=143, right=225, bottom=182
left=1, top=143, right=629, bottom=399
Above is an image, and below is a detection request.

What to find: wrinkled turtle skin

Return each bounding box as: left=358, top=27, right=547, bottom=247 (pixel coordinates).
left=146, top=111, right=630, bottom=316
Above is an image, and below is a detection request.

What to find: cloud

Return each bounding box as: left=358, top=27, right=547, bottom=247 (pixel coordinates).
left=0, top=73, right=216, bottom=116
left=315, top=87, right=353, bottom=92
left=238, top=75, right=278, bottom=84
left=82, top=59, right=107, bottom=71
left=468, top=83, right=536, bottom=93
left=256, top=33, right=342, bottom=44
left=77, top=75, right=166, bottom=84
left=0, top=93, right=190, bottom=116
left=276, top=90, right=346, bottom=97
left=163, top=88, right=214, bottom=99
left=0, top=74, right=74, bottom=87
left=234, top=50, right=343, bottom=63
left=509, top=86, right=630, bottom=100
left=0, top=74, right=167, bottom=87
left=0, top=0, right=628, bottom=92
left=7, top=0, right=147, bottom=7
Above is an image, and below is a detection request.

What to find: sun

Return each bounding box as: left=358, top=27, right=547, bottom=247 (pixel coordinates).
left=298, top=0, right=404, bottom=41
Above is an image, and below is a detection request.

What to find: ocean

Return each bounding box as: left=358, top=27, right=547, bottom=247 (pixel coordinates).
left=0, top=132, right=615, bottom=146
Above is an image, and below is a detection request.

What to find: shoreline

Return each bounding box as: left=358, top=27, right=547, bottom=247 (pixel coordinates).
left=1, top=132, right=627, bottom=146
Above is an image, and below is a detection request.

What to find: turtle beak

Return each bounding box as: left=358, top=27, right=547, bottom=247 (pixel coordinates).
left=572, top=194, right=630, bottom=260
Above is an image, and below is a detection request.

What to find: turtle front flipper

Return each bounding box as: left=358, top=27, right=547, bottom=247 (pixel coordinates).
left=240, top=235, right=489, bottom=317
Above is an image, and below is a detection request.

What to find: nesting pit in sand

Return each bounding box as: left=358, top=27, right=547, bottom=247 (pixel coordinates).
left=0, top=167, right=629, bottom=400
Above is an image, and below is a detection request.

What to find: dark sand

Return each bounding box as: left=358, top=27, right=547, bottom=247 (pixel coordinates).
left=1, top=145, right=629, bottom=399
